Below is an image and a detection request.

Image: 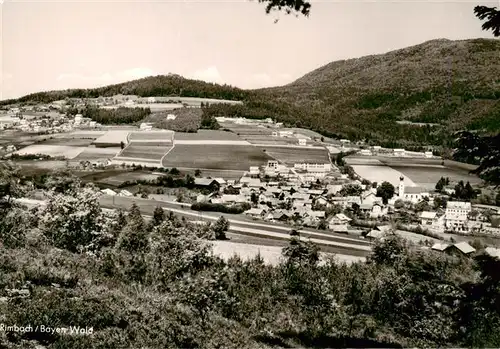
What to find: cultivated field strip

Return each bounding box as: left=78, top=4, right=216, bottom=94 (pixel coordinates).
left=128, top=131, right=174, bottom=141
left=257, top=146, right=331, bottom=165
left=173, top=130, right=243, bottom=141
left=174, top=140, right=251, bottom=145
left=161, top=144, right=273, bottom=170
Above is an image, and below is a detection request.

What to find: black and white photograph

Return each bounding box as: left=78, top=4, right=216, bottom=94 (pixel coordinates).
left=0, top=0, right=500, bottom=347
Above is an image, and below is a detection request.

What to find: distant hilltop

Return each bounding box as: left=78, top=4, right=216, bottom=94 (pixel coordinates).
left=3, top=38, right=499, bottom=148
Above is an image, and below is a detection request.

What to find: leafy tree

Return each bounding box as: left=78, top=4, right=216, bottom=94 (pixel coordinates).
left=376, top=181, right=395, bottom=204
left=213, top=216, right=229, bottom=240
left=474, top=6, right=500, bottom=37
left=194, top=169, right=202, bottom=177
left=435, top=177, right=447, bottom=192
left=257, top=0, right=311, bottom=17
left=250, top=192, right=259, bottom=205
left=152, top=205, right=165, bottom=227
left=117, top=203, right=148, bottom=253
left=39, top=188, right=109, bottom=252
left=369, top=233, right=407, bottom=266
left=282, top=235, right=320, bottom=267
left=339, top=184, right=363, bottom=197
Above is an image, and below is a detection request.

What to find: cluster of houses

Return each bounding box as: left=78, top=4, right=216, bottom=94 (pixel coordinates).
left=358, top=146, right=436, bottom=159
left=188, top=165, right=500, bottom=237
left=0, top=109, right=99, bottom=134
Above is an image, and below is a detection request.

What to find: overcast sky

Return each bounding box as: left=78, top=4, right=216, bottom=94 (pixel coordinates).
left=1, top=0, right=497, bottom=99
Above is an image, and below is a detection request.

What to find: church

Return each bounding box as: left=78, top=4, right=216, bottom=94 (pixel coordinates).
left=398, top=176, right=429, bottom=203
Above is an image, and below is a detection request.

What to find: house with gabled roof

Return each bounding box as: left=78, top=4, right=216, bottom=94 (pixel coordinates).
left=445, top=242, right=476, bottom=257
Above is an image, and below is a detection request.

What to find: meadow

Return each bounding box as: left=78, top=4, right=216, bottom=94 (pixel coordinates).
left=128, top=130, right=174, bottom=141
left=73, top=147, right=122, bottom=160
left=392, top=165, right=482, bottom=190
left=211, top=240, right=366, bottom=266
left=162, top=144, right=273, bottom=170
left=118, top=145, right=173, bottom=161
left=350, top=164, right=417, bottom=188
left=258, top=145, right=331, bottom=165
left=93, top=130, right=130, bottom=146
left=98, top=171, right=162, bottom=186
left=13, top=144, right=86, bottom=159
left=174, top=130, right=243, bottom=141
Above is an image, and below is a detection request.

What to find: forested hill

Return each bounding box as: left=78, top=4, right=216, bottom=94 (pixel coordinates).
left=4, top=38, right=500, bottom=148
left=0, top=74, right=249, bottom=105
left=249, top=38, right=500, bottom=147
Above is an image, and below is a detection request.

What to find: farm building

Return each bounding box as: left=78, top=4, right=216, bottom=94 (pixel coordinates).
left=118, top=190, right=133, bottom=197
left=194, top=178, right=223, bottom=191
left=293, top=163, right=331, bottom=173
left=249, top=166, right=260, bottom=177
left=359, top=149, right=372, bottom=156
left=245, top=208, right=267, bottom=217
left=485, top=247, right=500, bottom=258
left=425, top=151, right=433, bottom=158
left=298, top=139, right=307, bottom=146
left=366, top=230, right=386, bottom=241
left=101, top=188, right=117, bottom=196
left=445, top=242, right=476, bottom=257
left=166, top=114, right=177, bottom=120
left=140, top=123, right=153, bottom=131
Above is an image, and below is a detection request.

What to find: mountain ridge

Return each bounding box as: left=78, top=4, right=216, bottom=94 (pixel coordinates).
left=3, top=38, right=499, bottom=147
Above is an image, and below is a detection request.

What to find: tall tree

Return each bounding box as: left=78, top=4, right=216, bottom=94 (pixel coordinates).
left=376, top=181, right=395, bottom=204
left=474, top=6, right=500, bottom=37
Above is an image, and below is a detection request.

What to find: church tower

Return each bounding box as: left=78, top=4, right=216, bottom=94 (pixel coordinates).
left=399, top=176, right=405, bottom=198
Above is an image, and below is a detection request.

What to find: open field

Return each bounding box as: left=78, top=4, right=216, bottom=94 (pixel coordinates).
left=128, top=130, right=174, bottom=141
left=240, top=135, right=298, bottom=146
left=67, top=130, right=107, bottom=138
left=174, top=130, right=242, bottom=141
left=93, top=130, right=130, bottom=146
left=219, top=122, right=273, bottom=136
left=13, top=145, right=86, bottom=159
left=393, top=165, right=482, bottom=190
left=118, top=145, right=173, bottom=161
left=125, top=141, right=173, bottom=147
left=162, top=144, right=273, bottom=170
left=73, top=147, right=121, bottom=160
left=350, top=164, right=417, bottom=188
left=98, top=171, right=162, bottom=186
left=257, top=145, right=331, bottom=165
left=347, top=156, right=482, bottom=189
left=36, top=138, right=95, bottom=147
left=211, top=240, right=366, bottom=266
left=102, top=103, right=183, bottom=111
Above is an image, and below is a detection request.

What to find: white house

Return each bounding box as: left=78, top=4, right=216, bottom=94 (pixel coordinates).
left=360, top=149, right=372, bottom=156
left=420, top=211, right=437, bottom=225
left=424, top=151, right=433, bottom=158
left=101, top=188, right=117, bottom=196
left=249, top=166, right=260, bottom=177
left=140, top=123, right=153, bottom=131
left=445, top=201, right=472, bottom=232
left=166, top=114, right=177, bottom=120
left=298, top=139, right=307, bottom=146
left=118, top=190, right=133, bottom=197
